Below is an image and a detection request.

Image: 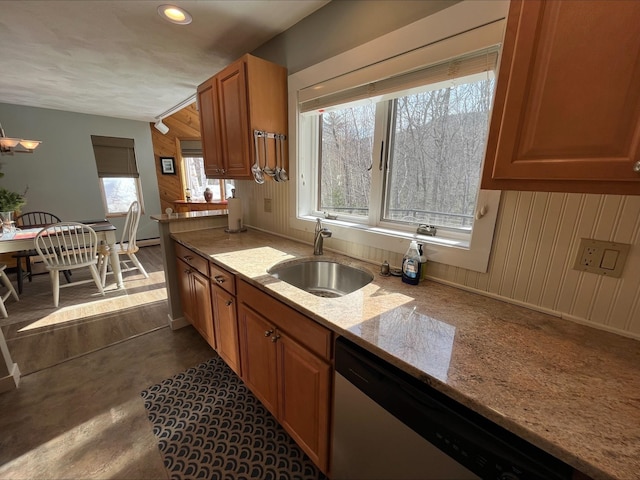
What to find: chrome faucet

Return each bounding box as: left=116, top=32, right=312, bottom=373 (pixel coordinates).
left=313, top=218, right=332, bottom=255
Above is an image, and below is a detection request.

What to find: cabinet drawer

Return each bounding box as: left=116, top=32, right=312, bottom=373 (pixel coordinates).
left=175, top=242, right=209, bottom=277
left=210, top=262, right=236, bottom=295
left=238, top=280, right=333, bottom=361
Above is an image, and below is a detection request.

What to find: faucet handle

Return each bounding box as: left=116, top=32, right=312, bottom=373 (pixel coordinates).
left=315, top=217, right=322, bottom=233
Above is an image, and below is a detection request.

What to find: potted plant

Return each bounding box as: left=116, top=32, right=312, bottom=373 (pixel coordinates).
left=0, top=187, right=26, bottom=224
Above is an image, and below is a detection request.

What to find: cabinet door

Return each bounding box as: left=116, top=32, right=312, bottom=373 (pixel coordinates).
left=211, top=284, right=241, bottom=375
left=192, top=268, right=216, bottom=349
left=237, top=304, right=278, bottom=415
left=197, top=79, right=224, bottom=176
left=175, top=258, right=195, bottom=326
left=482, top=0, right=640, bottom=194
left=277, top=333, right=331, bottom=473
left=217, top=60, right=252, bottom=178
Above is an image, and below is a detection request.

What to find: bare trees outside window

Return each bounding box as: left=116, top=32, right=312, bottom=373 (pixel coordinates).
left=320, top=103, right=375, bottom=217
left=385, top=78, right=494, bottom=230
left=316, top=73, right=494, bottom=232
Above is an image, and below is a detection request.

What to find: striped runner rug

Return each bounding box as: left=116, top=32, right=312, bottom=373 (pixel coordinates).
left=141, top=356, right=327, bottom=480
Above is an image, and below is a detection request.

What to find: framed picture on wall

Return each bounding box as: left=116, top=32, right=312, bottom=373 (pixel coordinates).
left=160, top=157, right=176, bottom=175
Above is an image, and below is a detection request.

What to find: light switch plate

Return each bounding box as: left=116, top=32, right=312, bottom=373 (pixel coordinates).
left=573, top=238, right=631, bottom=278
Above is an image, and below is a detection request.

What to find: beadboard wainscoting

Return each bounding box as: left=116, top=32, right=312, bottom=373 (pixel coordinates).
left=236, top=180, right=640, bottom=339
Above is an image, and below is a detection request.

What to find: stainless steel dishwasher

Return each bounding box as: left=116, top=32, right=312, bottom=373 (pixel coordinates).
left=332, top=337, right=574, bottom=480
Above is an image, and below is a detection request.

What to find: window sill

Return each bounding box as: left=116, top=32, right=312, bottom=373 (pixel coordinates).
left=291, top=196, right=499, bottom=273
left=303, top=215, right=470, bottom=248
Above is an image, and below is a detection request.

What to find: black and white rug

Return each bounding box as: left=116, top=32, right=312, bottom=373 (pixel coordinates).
left=141, top=356, right=327, bottom=480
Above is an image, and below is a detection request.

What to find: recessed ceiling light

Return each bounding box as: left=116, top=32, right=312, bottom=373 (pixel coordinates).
left=157, top=4, right=192, bottom=25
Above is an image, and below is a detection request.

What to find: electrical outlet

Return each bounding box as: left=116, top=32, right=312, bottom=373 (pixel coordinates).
left=264, top=198, right=272, bottom=213
left=579, top=246, right=598, bottom=266
left=573, top=238, right=631, bottom=278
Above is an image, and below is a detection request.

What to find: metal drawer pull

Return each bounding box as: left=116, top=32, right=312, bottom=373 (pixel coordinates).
left=225, top=300, right=233, bottom=306
left=184, top=255, right=193, bottom=261
left=271, top=334, right=281, bottom=343
left=264, top=329, right=274, bottom=337
left=634, top=161, right=640, bottom=173
left=214, top=275, right=225, bottom=284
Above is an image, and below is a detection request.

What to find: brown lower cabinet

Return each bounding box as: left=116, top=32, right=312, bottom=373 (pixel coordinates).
left=175, top=244, right=216, bottom=349
left=175, top=243, right=333, bottom=473
left=237, top=280, right=333, bottom=474
left=210, top=266, right=241, bottom=376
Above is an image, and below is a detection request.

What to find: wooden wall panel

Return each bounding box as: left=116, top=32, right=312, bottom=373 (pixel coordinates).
left=150, top=103, right=201, bottom=213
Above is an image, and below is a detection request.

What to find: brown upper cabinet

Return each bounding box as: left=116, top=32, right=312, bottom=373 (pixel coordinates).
left=482, top=0, right=640, bottom=195
left=196, top=54, right=288, bottom=179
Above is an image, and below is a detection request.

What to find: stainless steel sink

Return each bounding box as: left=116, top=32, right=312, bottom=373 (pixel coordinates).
left=268, top=260, right=373, bottom=298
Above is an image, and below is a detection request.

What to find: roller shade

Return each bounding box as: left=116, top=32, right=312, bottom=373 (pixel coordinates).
left=91, top=135, right=139, bottom=178
left=180, top=140, right=203, bottom=157
left=300, top=46, right=499, bottom=114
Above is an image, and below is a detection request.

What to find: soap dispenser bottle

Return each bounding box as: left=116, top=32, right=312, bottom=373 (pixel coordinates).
left=402, top=240, right=421, bottom=285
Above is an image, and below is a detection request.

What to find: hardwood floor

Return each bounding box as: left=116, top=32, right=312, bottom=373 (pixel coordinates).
left=2, top=246, right=170, bottom=374
left=0, top=246, right=217, bottom=478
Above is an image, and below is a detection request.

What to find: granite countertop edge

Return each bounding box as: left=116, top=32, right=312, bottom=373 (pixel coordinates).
left=171, top=227, right=640, bottom=480
left=151, top=210, right=228, bottom=223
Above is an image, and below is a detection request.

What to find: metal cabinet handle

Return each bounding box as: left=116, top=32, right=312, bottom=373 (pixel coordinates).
left=634, top=161, right=640, bottom=173
left=271, top=334, right=281, bottom=343
left=214, top=275, right=225, bottom=284
left=264, top=329, right=274, bottom=337
left=225, top=300, right=233, bottom=307
left=183, top=255, right=193, bottom=261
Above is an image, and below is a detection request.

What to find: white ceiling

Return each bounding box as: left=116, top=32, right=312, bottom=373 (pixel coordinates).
left=0, top=1, right=328, bottom=122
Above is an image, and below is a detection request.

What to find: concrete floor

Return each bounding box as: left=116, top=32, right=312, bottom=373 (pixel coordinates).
left=0, top=325, right=214, bottom=479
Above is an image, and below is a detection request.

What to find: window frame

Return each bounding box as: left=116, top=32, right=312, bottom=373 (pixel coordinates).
left=309, top=71, right=496, bottom=235
left=288, top=1, right=508, bottom=273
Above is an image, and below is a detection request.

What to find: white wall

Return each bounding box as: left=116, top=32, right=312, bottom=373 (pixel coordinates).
left=0, top=102, right=161, bottom=239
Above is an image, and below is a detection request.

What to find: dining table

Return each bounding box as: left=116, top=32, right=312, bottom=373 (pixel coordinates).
left=0, top=219, right=124, bottom=289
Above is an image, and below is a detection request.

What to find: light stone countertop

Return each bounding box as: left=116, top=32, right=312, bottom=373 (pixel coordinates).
left=172, top=227, right=640, bottom=480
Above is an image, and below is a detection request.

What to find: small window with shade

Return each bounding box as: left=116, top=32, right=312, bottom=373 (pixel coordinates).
left=91, top=135, right=144, bottom=216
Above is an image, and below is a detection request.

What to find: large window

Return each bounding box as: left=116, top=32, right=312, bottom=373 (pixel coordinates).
left=303, top=50, right=497, bottom=234
left=292, top=14, right=507, bottom=272
left=316, top=73, right=493, bottom=231
left=91, top=135, right=143, bottom=216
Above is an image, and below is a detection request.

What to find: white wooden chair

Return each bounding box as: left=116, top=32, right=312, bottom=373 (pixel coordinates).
left=99, top=201, right=149, bottom=286
left=13, top=211, right=72, bottom=293
left=34, top=222, right=104, bottom=307
left=0, top=264, right=19, bottom=318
